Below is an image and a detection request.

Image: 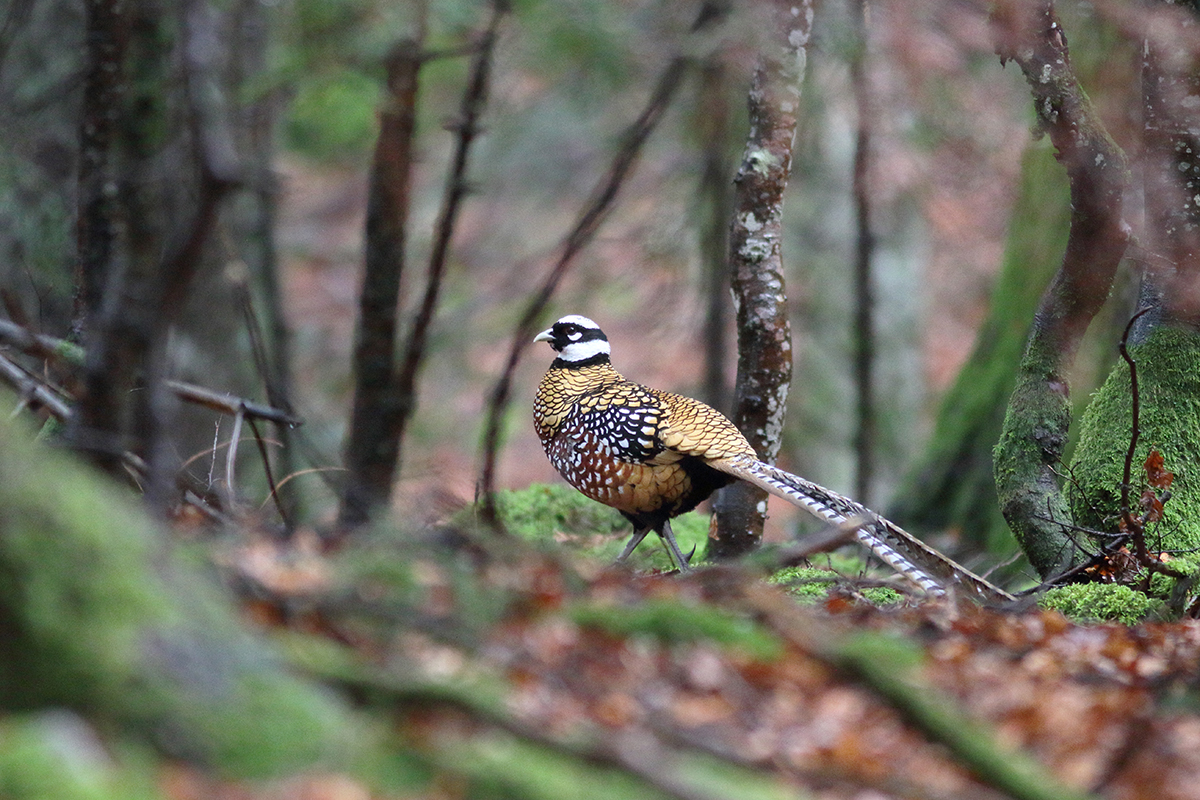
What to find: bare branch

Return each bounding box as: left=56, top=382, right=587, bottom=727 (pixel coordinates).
left=476, top=55, right=690, bottom=528
left=0, top=353, right=74, bottom=421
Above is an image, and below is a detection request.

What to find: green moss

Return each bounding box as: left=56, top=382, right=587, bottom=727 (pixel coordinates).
left=1039, top=584, right=1155, bottom=625
left=1069, top=326, right=1200, bottom=551
left=860, top=586, right=905, bottom=606
left=0, top=713, right=163, bottom=800
left=488, top=484, right=710, bottom=571
left=0, top=406, right=358, bottom=777
left=569, top=599, right=782, bottom=662
left=766, top=563, right=904, bottom=607
left=767, top=566, right=835, bottom=604
left=286, top=69, right=379, bottom=161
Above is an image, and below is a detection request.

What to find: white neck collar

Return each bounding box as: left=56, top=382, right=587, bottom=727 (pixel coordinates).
left=557, top=338, right=610, bottom=363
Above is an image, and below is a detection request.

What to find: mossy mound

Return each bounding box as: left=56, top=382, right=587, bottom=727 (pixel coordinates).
left=488, top=484, right=710, bottom=571
left=0, top=407, right=358, bottom=778
left=1069, top=326, right=1200, bottom=551
left=1039, top=584, right=1157, bottom=625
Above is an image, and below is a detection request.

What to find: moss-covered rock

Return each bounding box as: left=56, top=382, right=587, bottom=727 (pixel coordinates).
left=0, top=711, right=162, bottom=800
left=1039, top=584, right=1156, bottom=625
left=0, top=405, right=359, bottom=777
left=1069, top=326, right=1200, bottom=551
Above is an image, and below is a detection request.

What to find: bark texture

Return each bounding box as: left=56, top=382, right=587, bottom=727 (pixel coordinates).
left=339, top=42, right=422, bottom=527
left=710, top=0, right=812, bottom=560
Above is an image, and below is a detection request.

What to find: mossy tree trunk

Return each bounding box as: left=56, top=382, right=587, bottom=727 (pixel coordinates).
left=990, top=1, right=1130, bottom=579
left=1066, top=0, right=1200, bottom=558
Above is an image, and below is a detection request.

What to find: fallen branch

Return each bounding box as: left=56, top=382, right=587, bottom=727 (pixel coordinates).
left=0, top=318, right=301, bottom=427
left=0, top=352, right=74, bottom=421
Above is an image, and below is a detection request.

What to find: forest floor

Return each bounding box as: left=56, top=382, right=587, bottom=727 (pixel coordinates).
left=163, top=525, right=1200, bottom=800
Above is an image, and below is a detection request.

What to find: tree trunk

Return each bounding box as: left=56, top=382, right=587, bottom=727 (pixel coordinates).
left=991, top=0, right=1129, bottom=578
left=338, top=42, right=421, bottom=528
left=710, top=0, right=812, bottom=560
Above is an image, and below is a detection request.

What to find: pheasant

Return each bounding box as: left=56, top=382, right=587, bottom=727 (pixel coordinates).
left=533, top=314, right=1012, bottom=603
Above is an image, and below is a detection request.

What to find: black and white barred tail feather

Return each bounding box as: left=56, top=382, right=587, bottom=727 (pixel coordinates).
left=711, top=454, right=1014, bottom=603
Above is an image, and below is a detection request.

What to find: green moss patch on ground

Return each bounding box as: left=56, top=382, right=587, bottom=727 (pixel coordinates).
left=487, top=483, right=710, bottom=571
left=1039, top=584, right=1157, bottom=625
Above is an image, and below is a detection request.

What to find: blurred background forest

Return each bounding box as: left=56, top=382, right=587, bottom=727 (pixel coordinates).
left=7, top=0, right=1192, bottom=797
left=0, top=0, right=1107, bottom=550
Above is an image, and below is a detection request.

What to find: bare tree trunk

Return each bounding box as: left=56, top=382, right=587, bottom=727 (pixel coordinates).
left=710, top=0, right=812, bottom=560
left=74, top=0, right=123, bottom=338
left=697, top=57, right=734, bottom=414
left=338, top=42, right=422, bottom=528
left=849, top=0, right=876, bottom=505
left=991, top=0, right=1129, bottom=577
left=339, top=2, right=503, bottom=529
left=72, top=0, right=173, bottom=481
left=71, top=0, right=240, bottom=509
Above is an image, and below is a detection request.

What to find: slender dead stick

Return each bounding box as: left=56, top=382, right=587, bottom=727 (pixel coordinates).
left=476, top=55, right=689, bottom=528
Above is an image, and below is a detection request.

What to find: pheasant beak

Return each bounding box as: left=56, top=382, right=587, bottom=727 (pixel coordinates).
left=533, top=328, right=555, bottom=345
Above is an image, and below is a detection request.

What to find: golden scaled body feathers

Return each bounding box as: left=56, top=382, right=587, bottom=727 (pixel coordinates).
left=532, top=315, right=1013, bottom=602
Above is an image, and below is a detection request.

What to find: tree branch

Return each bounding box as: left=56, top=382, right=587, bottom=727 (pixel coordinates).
left=476, top=55, right=690, bottom=528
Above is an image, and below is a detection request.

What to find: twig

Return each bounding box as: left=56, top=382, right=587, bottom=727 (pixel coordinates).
left=477, top=55, right=690, bottom=529
left=766, top=518, right=864, bottom=568
left=1117, top=307, right=1150, bottom=544
left=0, top=318, right=302, bottom=427
left=165, top=380, right=302, bottom=427
left=247, top=416, right=291, bottom=530
left=0, top=353, right=74, bottom=421
left=0, top=318, right=85, bottom=366
left=224, top=407, right=245, bottom=505
left=1115, top=308, right=1185, bottom=583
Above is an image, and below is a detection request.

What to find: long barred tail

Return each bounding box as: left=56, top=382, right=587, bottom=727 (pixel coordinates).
left=712, top=455, right=1013, bottom=603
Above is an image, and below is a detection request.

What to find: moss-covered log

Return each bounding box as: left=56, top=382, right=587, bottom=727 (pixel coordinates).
left=0, top=401, right=357, bottom=777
